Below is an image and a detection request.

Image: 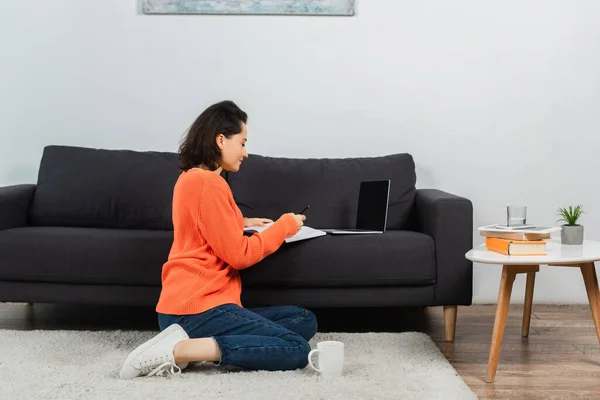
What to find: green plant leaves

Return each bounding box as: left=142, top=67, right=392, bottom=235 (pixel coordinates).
left=557, top=205, right=584, bottom=226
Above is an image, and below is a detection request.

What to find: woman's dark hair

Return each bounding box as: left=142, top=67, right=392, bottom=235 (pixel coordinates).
left=179, top=100, right=248, bottom=171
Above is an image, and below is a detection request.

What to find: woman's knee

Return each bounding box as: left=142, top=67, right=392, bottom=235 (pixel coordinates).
left=300, top=309, right=318, bottom=340
left=296, top=339, right=312, bottom=368
left=283, top=336, right=311, bottom=370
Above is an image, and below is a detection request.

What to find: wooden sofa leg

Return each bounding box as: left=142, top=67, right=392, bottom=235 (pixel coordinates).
left=444, top=305, right=458, bottom=342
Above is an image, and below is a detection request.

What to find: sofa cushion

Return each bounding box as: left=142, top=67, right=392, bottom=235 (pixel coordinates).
left=29, top=145, right=180, bottom=230
left=0, top=227, right=436, bottom=289
left=227, top=153, right=416, bottom=230
left=241, top=230, right=436, bottom=288
left=0, top=227, right=171, bottom=286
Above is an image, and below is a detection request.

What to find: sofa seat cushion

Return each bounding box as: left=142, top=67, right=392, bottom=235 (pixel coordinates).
left=241, top=230, right=436, bottom=289
left=0, top=227, right=171, bottom=286
left=0, top=228, right=435, bottom=290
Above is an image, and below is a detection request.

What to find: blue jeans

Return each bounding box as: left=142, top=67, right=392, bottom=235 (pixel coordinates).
left=157, top=304, right=318, bottom=371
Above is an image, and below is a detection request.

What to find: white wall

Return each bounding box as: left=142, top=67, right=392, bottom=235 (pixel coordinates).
left=2, top=1, right=600, bottom=304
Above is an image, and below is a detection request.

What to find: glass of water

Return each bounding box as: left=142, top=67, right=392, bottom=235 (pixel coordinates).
left=507, top=206, right=527, bottom=226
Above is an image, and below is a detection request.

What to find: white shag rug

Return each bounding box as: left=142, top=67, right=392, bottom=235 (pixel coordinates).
left=0, top=330, right=476, bottom=400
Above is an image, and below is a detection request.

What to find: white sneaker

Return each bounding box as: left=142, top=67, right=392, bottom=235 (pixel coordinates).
left=119, top=323, right=190, bottom=379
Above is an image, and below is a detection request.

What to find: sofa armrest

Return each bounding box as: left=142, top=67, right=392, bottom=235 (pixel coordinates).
left=0, top=184, right=36, bottom=230
left=414, top=189, right=473, bottom=305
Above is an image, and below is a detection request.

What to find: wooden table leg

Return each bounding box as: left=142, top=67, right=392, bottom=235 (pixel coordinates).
left=579, top=262, right=600, bottom=344
left=485, top=264, right=539, bottom=383
left=485, top=265, right=517, bottom=383
left=522, top=271, right=537, bottom=337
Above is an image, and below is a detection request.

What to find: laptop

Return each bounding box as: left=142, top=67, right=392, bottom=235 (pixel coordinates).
left=322, top=180, right=391, bottom=235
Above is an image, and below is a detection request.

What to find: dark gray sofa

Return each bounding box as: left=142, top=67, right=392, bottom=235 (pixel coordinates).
left=0, top=145, right=472, bottom=340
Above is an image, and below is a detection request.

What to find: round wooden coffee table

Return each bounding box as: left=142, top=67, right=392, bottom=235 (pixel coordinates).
left=466, top=239, right=600, bottom=383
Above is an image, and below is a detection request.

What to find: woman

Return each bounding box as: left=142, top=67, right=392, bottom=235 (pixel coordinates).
left=119, top=100, right=317, bottom=379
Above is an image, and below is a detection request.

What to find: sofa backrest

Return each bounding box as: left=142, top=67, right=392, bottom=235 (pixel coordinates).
left=228, top=153, right=416, bottom=230
left=29, top=145, right=180, bottom=229
left=29, top=146, right=417, bottom=231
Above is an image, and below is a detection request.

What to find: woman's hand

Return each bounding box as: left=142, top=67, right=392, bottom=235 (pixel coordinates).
left=244, top=218, right=273, bottom=227
left=288, top=213, right=307, bottom=231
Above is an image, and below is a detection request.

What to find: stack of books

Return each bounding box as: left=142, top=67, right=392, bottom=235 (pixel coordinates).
left=478, top=225, right=558, bottom=256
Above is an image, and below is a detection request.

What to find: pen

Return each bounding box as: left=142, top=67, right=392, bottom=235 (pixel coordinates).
left=299, top=205, right=310, bottom=215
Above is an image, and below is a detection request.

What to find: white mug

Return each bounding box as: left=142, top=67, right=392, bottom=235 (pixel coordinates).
left=308, top=341, right=345, bottom=377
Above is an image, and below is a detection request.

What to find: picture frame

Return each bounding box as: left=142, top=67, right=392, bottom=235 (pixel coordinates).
left=142, top=0, right=356, bottom=16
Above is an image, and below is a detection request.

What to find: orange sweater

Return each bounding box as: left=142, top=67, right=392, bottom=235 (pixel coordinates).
left=155, top=169, right=298, bottom=315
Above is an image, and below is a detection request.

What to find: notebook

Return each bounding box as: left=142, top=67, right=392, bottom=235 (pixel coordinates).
left=321, top=180, right=391, bottom=235
left=244, top=223, right=326, bottom=243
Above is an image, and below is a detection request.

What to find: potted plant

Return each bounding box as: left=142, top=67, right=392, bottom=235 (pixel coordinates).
left=557, top=205, right=584, bottom=245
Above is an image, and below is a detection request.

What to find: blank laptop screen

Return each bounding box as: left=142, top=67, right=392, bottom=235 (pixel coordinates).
left=356, top=180, right=390, bottom=231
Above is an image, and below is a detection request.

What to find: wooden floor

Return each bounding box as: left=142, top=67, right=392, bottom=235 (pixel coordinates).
left=1, top=303, right=599, bottom=399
